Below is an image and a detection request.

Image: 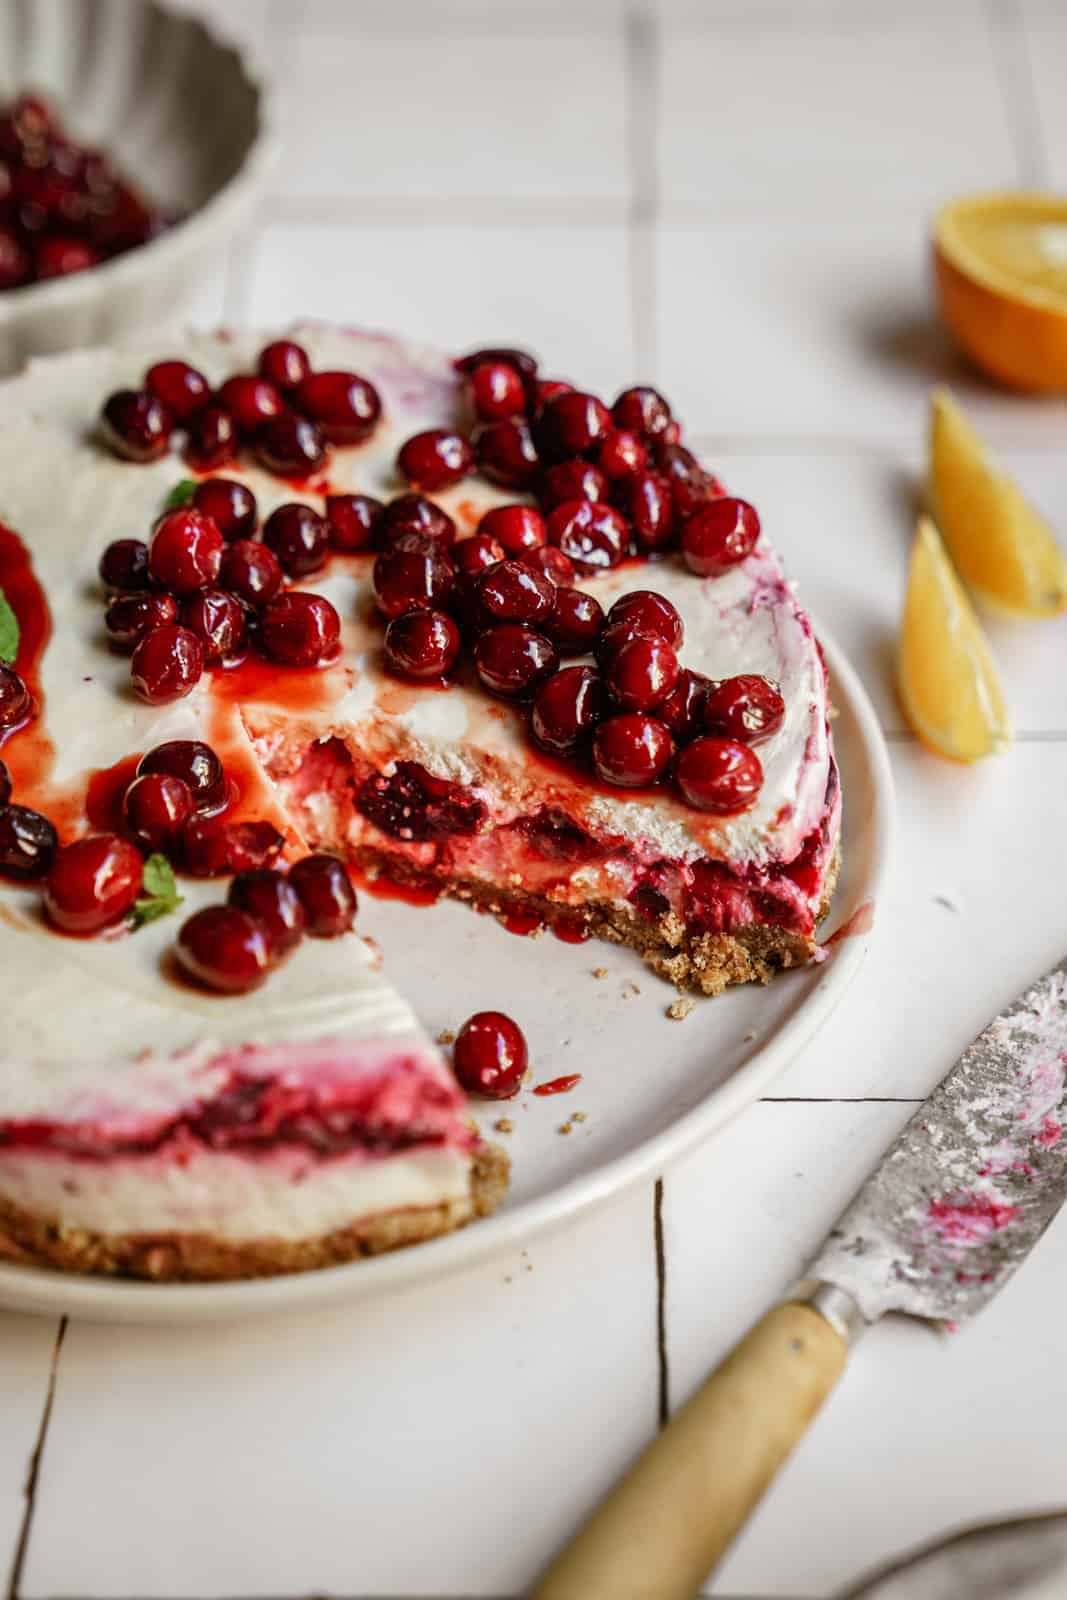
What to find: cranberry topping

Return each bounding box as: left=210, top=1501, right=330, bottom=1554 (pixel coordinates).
left=536, top=391, right=612, bottom=460
left=658, top=669, right=712, bottom=744
left=477, top=559, right=556, bottom=626
left=138, top=741, right=226, bottom=814
left=101, top=389, right=171, bottom=462
left=0, top=805, right=57, bottom=878
left=191, top=477, right=258, bottom=543
left=288, top=853, right=357, bottom=937
left=355, top=761, right=485, bottom=844
left=523, top=546, right=577, bottom=587
left=456, top=346, right=538, bottom=380
left=257, top=339, right=310, bottom=392
left=180, top=588, right=246, bottom=663
left=546, top=498, right=628, bottom=571
left=373, top=539, right=454, bottom=619
left=531, top=378, right=573, bottom=413
left=595, top=619, right=657, bottom=668
left=261, top=592, right=341, bottom=668
left=592, top=714, right=674, bottom=788
left=704, top=674, right=785, bottom=744
left=145, top=361, right=210, bottom=422
left=295, top=370, right=382, bottom=445
left=539, top=459, right=609, bottom=509
left=0, top=760, right=9, bottom=807
left=605, top=634, right=680, bottom=712
left=262, top=503, right=329, bottom=578
left=397, top=428, right=473, bottom=492
left=176, top=905, right=272, bottom=994
left=228, top=868, right=306, bottom=956
left=455, top=532, right=506, bottom=575
left=0, top=226, right=30, bottom=290
left=515, top=807, right=605, bottom=863
left=384, top=608, right=461, bottom=681
left=675, top=737, right=763, bottom=813
left=531, top=665, right=605, bottom=755
left=122, top=772, right=194, bottom=852
left=473, top=418, right=539, bottom=488
left=682, top=497, right=760, bottom=576
left=184, top=403, right=238, bottom=472
left=474, top=624, right=558, bottom=698
left=219, top=540, right=283, bottom=609
left=325, top=493, right=384, bottom=553
left=468, top=360, right=527, bottom=421
left=130, top=624, right=204, bottom=704
left=477, top=504, right=546, bottom=556
left=656, top=442, right=719, bottom=520
left=43, top=833, right=143, bottom=933
left=255, top=413, right=326, bottom=477
left=621, top=471, right=675, bottom=553
left=104, top=591, right=179, bottom=650
left=181, top=817, right=285, bottom=877
left=380, top=494, right=457, bottom=550
left=607, top=590, right=684, bottom=649
left=148, top=508, right=224, bottom=594
left=597, top=429, right=647, bottom=480
left=452, top=1011, right=527, bottom=1100
left=612, top=386, right=672, bottom=441
left=218, top=375, right=284, bottom=436
left=98, top=537, right=149, bottom=591
left=548, top=586, right=604, bottom=653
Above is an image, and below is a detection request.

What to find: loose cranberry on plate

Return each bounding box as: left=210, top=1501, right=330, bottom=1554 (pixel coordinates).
left=218, top=375, right=285, bottom=436
left=467, top=360, right=527, bottom=421
left=145, top=360, right=211, bottom=422
left=181, top=817, right=285, bottom=877
left=181, top=588, right=247, bottom=663
left=384, top=609, right=461, bottom=681
left=228, top=868, right=306, bottom=957
left=373, top=539, right=454, bottom=619
left=658, top=669, right=712, bottom=744
left=105, top=591, right=180, bottom=651
left=473, top=418, right=540, bottom=488
left=260, top=591, right=341, bottom=667
left=130, top=624, right=205, bottom=704
left=474, top=623, right=558, bottom=698
left=257, top=339, right=310, bottom=392
left=454, top=532, right=506, bottom=576
left=597, top=429, right=647, bottom=481
left=295, top=370, right=382, bottom=445
left=621, top=471, right=675, bottom=554
left=704, top=674, right=785, bottom=744
left=477, top=559, right=556, bottom=626
left=539, top=459, right=609, bottom=510
left=138, top=740, right=227, bottom=814
left=289, top=852, right=357, bottom=937
left=255, top=413, right=326, bottom=477
left=101, top=388, right=171, bottom=462
left=219, top=540, right=283, bottom=609
left=548, top=587, right=603, bottom=654
left=184, top=403, right=238, bottom=472
left=675, top=736, right=763, bottom=814
left=477, top=504, right=546, bottom=556
left=0, top=804, right=57, bottom=878
left=98, top=537, right=149, bottom=592
left=681, top=497, right=760, bottom=577
left=148, top=508, right=224, bottom=594
left=536, top=391, right=612, bottom=461
left=531, top=665, right=605, bottom=755
left=176, top=905, right=273, bottom=994
left=611, top=385, right=673, bottom=442
left=262, top=503, right=329, bottom=578
left=122, top=772, right=194, bottom=853
left=0, top=664, right=31, bottom=727
left=452, top=1011, right=528, bottom=1100
left=380, top=493, right=456, bottom=550
left=455, top=346, right=538, bottom=381
left=192, top=477, right=258, bottom=542
left=0, top=759, right=10, bottom=807
left=522, top=546, right=577, bottom=587
left=44, top=833, right=143, bottom=934
left=397, top=428, right=473, bottom=492
left=592, top=714, right=674, bottom=788
left=546, top=498, right=629, bottom=571
left=325, top=493, right=384, bottom=552
left=604, top=634, right=680, bottom=713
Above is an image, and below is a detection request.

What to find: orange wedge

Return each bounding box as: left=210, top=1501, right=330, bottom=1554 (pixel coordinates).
left=934, top=192, right=1067, bottom=391
left=898, top=517, right=1011, bottom=763
left=929, top=389, right=1067, bottom=617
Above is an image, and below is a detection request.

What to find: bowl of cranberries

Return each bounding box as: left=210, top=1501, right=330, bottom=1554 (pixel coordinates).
left=0, top=0, right=273, bottom=372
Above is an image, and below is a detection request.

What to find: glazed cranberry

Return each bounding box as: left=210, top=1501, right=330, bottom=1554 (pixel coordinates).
left=101, top=388, right=171, bottom=462
left=597, top=429, right=647, bottom=480
left=192, top=477, right=257, bottom=542
left=477, top=504, right=546, bottom=556
left=531, top=665, right=605, bottom=755
left=468, top=360, right=527, bottom=421
left=325, top=493, right=384, bottom=552
left=43, top=833, right=143, bottom=934
left=255, top=413, right=326, bottom=477
left=380, top=494, right=457, bottom=550
left=455, top=532, right=506, bottom=575
left=260, top=592, right=341, bottom=667
left=605, top=635, right=680, bottom=713
left=218, top=375, right=284, bottom=436
left=0, top=760, right=9, bottom=807
left=148, top=508, right=224, bottom=594
left=257, top=339, right=310, bottom=392
left=0, top=226, right=30, bottom=290
left=121, top=772, right=194, bottom=852
left=704, top=674, right=785, bottom=744
left=455, top=346, right=538, bottom=381
left=0, top=665, right=31, bottom=727
left=593, top=714, right=674, bottom=789
left=473, top=418, right=540, bottom=488
left=373, top=539, right=454, bottom=619
left=607, top=590, right=684, bottom=649
left=622, top=472, right=675, bottom=553
left=130, top=624, right=205, bottom=704
left=289, top=853, right=357, bottom=937
left=33, top=235, right=99, bottom=278
left=539, top=459, right=609, bottom=509
left=474, top=624, right=558, bottom=698
left=181, top=588, right=246, bottom=663
left=219, top=540, right=283, bottom=609
left=536, top=391, right=612, bottom=462
left=145, top=360, right=210, bottom=422
left=0, top=805, right=57, bottom=878
left=452, top=1011, right=528, bottom=1099
left=98, top=538, right=149, bottom=592
left=612, top=386, right=672, bottom=441
left=262, top=503, right=329, bottom=578
left=180, top=817, right=285, bottom=877
left=397, top=428, right=473, bottom=492
left=176, top=906, right=272, bottom=994
left=184, top=403, right=238, bottom=472
left=138, top=741, right=227, bottom=814
left=531, top=378, right=573, bottom=413
left=682, top=498, right=760, bottom=576
left=522, top=546, right=577, bottom=587
left=548, top=587, right=604, bottom=654
left=228, top=868, right=306, bottom=957
left=295, top=370, right=382, bottom=445
left=546, top=498, right=628, bottom=571
left=655, top=442, right=719, bottom=520
left=477, top=560, right=556, bottom=626
left=658, top=669, right=712, bottom=744
left=105, top=591, right=180, bottom=650
left=384, top=609, right=461, bottom=681
left=675, top=737, right=763, bottom=813
left=595, top=619, right=655, bottom=669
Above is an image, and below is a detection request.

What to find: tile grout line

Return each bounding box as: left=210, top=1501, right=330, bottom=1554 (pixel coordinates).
left=653, top=1177, right=671, bottom=1428
left=6, top=1316, right=67, bottom=1600
left=986, top=0, right=1049, bottom=187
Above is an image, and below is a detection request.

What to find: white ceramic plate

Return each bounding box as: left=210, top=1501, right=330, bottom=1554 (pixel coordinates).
left=0, top=624, right=892, bottom=1323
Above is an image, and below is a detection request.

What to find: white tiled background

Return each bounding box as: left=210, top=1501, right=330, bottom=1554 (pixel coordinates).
left=4, top=2, right=1067, bottom=1596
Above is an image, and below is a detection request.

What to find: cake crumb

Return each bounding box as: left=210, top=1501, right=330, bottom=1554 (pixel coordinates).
left=494, top=1117, right=514, bottom=1135
left=743, top=1029, right=757, bottom=1042
left=622, top=982, right=641, bottom=1000
left=559, top=1121, right=573, bottom=1135
left=592, top=966, right=609, bottom=979
left=667, top=998, right=696, bottom=1021
left=572, top=1110, right=586, bottom=1124
left=436, top=1028, right=456, bottom=1046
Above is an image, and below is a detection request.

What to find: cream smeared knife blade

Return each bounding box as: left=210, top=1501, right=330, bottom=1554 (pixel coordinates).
left=809, top=955, right=1067, bottom=1327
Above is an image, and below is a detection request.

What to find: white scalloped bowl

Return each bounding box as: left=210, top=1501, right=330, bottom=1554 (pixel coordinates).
left=0, top=0, right=274, bottom=373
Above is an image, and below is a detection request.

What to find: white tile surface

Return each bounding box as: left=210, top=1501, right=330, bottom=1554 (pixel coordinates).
left=0, top=1315, right=61, bottom=1593
left=1019, top=2, right=1067, bottom=185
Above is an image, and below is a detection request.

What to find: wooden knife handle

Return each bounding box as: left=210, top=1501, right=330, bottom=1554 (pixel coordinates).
left=530, top=1301, right=848, bottom=1600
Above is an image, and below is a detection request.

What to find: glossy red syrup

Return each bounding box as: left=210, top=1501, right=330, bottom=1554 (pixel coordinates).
left=552, top=916, right=591, bottom=944
left=824, top=899, right=875, bottom=945
left=0, top=522, right=55, bottom=808
left=502, top=909, right=544, bottom=937
left=208, top=650, right=345, bottom=715
left=84, top=754, right=142, bottom=832
left=347, top=861, right=442, bottom=908
left=533, top=1074, right=582, bottom=1096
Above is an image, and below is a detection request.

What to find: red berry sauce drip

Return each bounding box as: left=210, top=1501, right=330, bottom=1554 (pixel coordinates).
left=452, top=1011, right=528, bottom=1100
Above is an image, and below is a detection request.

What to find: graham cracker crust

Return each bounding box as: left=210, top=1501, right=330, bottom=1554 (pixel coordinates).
left=0, top=1142, right=509, bottom=1284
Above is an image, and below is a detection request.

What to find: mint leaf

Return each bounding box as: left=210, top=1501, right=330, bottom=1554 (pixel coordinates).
left=129, top=853, right=183, bottom=930
left=0, top=589, right=18, bottom=666
left=163, top=478, right=198, bottom=511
